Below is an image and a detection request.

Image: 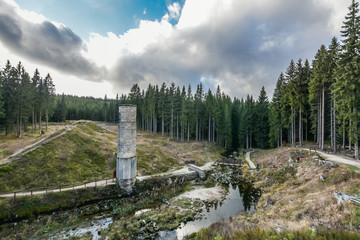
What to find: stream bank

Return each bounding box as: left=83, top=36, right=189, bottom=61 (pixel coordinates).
left=0, top=165, right=262, bottom=239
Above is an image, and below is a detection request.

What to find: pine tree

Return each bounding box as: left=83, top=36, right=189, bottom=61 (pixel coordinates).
left=30, top=69, right=41, bottom=134
left=328, top=37, right=340, bottom=152
left=0, top=73, right=4, bottom=119
left=269, top=73, right=285, bottom=148
left=255, top=86, right=269, bottom=148
left=158, top=83, right=167, bottom=136
left=309, top=46, right=331, bottom=150
left=186, top=84, right=194, bottom=141
left=333, top=0, right=360, bottom=159
left=3, top=61, right=17, bottom=135
left=283, top=60, right=297, bottom=146
left=43, top=73, right=55, bottom=132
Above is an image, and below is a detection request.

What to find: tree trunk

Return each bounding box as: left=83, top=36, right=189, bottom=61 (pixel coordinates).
left=181, top=121, right=184, bottom=142
left=250, top=131, right=252, bottom=149
left=153, top=111, right=156, bottom=135
left=321, top=85, right=325, bottom=151
left=176, top=113, right=179, bottom=141
left=170, top=108, right=174, bottom=139
left=187, top=121, right=190, bottom=142
left=293, top=109, right=296, bottom=146
left=349, top=120, right=352, bottom=150
left=305, top=112, right=308, bottom=141
left=195, top=117, right=198, bottom=141
left=333, top=104, right=336, bottom=149
left=343, top=117, right=346, bottom=149
left=46, top=109, right=49, bottom=132
left=212, top=118, right=215, bottom=144
left=330, top=100, right=333, bottom=147
left=19, top=114, right=22, bottom=138
left=199, top=121, right=202, bottom=141
left=208, top=115, right=211, bottom=142
left=32, top=110, right=35, bottom=134
left=299, top=107, right=302, bottom=147
left=318, top=97, right=320, bottom=146
left=161, top=114, right=164, bottom=137
left=280, top=118, right=283, bottom=147
left=34, top=111, right=37, bottom=130
left=354, top=107, right=359, bottom=160
left=39, top=110, right=42, bottom=136
left=246, top=131, right=249, bottom=150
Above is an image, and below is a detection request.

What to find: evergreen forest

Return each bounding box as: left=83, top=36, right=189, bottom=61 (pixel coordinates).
left=1, top=0, right=360, bottom=158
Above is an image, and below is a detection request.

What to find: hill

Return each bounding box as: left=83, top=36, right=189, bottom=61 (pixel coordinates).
left=0, top=121, right=223, bottom=192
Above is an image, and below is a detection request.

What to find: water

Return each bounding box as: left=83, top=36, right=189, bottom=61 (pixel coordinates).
left=56, top=217, right=113, bottom=240
left=158, top=183, right=260, bottom=240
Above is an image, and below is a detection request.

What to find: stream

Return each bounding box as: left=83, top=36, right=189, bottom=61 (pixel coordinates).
left=158, top=183, right=260, bottom=240
left=52, top=172, right=261, bottom=240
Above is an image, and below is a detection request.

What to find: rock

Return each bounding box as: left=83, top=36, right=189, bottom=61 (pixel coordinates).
left=264, top=199, right=273, bottom=208
left=275, top=226, right=283, bottom=233
left=265, top=177, right=272, bottom=184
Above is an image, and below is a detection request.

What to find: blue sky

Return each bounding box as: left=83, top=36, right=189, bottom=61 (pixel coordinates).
left=0, top=0, right=349, bottom=98
left=15, top=0, right=182, bottom=38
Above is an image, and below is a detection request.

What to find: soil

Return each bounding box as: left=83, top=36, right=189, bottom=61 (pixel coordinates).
left=174, top=185, right=226, bottom=201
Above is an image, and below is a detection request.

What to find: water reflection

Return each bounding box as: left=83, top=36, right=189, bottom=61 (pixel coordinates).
left=158, top=178, right=261, bottom=240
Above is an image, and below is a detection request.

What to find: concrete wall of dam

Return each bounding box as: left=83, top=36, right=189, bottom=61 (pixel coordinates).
left=117, top=105, right=137, bottom=193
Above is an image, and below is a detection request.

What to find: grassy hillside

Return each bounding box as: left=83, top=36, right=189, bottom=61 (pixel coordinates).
left=0, top=122, right=117, bottom=192
left=0, top=122, right=224, bottom=192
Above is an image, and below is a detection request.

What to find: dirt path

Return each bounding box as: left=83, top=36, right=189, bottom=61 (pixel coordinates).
left=0, top=178, right=116, bottom=198
left=0, top=125, right=76, bottom=166
left=245, top=151, right=256, bottom=169
left=299, top=147, right=360, bottom=169
left=0, top=162, right=213, bottom=198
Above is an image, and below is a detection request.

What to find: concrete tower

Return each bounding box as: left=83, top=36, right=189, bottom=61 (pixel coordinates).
left=117, top=105, right=137, bottom=193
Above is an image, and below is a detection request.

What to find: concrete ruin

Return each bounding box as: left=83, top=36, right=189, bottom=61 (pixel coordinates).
left=117, top=105, right=137, bottom=193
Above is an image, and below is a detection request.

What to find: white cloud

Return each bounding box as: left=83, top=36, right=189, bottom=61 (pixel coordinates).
left=0, top=0, right=351, bottom=99
left=168, top=2, right=181, bottom=20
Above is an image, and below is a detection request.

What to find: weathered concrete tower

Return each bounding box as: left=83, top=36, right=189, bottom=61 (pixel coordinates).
left=117, top=105, right=137, bottom=193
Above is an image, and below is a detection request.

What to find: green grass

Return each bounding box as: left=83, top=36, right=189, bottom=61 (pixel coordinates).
left=347, top=164, right=360, bottom=172
left=137, top=144, right=178, bottom=175
left=0, top=124, right=116, bottom=192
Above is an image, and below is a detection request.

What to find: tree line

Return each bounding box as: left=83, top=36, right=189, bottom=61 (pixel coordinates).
left=1, top=0, right=359, bottom=158
left=0, top=61, right=55, bottom=137
left=269, top=0, right=360, bottom=159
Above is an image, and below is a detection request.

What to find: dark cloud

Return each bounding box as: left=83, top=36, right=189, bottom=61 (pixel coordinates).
left=111, top=0, right=341, bottom=99
left=0, top=1, right=105, bottom=81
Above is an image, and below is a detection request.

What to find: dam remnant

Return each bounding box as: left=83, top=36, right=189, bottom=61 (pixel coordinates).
left=117, top=105, right=137, bottom=193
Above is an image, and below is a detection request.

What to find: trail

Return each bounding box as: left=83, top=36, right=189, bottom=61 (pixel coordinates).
left=0, top=162, right=212, bottom=198
left=245, top=151, right=256, bottom=169
left=0, top=125, right=76, bottom=166
left=298, top=147, right=360, bottom=169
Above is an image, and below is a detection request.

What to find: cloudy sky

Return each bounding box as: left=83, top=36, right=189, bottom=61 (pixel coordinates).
left=0, top=0, right=349, bottom=99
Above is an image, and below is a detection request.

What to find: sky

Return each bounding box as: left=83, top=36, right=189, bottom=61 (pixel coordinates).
left=0, top=0, right=349, bottom=99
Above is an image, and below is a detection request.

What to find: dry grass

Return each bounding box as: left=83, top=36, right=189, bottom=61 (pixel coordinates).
left=201, top=147, right=360, bottom=236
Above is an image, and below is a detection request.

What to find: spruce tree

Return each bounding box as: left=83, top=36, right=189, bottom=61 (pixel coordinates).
left=255, top=86, right=269, bottom=148
left=333, top=0, right=360, bottom=159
